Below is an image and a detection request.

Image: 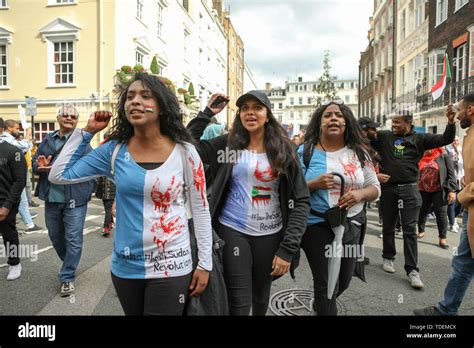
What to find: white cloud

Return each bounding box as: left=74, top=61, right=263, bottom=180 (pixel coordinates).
left=225, top=0, right=373, bottom=89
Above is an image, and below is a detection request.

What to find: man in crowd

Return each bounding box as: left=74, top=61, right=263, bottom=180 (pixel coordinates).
left=414, top=92, right=474, bottom=315
left=0, top=117, right=27, bottom=280
left=0, top=120, right=42, bottom=232
left=368, top=108, right=456, bottom=289
left=32, top=105, right=95, bottom=297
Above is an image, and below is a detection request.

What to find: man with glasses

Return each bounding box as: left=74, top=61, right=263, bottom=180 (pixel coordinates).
left=32, top=105, right=95, bottom=297
left=367, top=109, right=456, bottom=289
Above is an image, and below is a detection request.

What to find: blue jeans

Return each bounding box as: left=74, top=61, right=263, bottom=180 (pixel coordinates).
left=18, top=189, right=33, bottom=227
left=437, top=211, right=474, bottom=315
left=45, top=202, right=88, bottom=283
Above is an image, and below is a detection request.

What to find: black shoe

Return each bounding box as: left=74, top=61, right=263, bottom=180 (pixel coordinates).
left=413, top=306, right=444, bottom=316
left=363, top=257, right=370, bottom=265
left=25, top=224, right=43, bottom=232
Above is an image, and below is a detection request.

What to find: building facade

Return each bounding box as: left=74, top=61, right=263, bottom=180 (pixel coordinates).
left=264, top=77, right=359, bottom=135
left=372, top=0, right=396, bottom=126
left=359, top=16, right=375, bottom=119
left=0, top=0, right=231, bottom=144
left=395, top=0, right=429, bottom=116
left=414, top=0, right=473, bottom=136
left=222, top=11, right=244, bottom=127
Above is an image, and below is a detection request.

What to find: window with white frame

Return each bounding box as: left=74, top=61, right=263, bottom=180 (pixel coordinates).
left=157, top=2, right=163, bottom=38
left=53, top=41, right=74, bottom=84
left=34, top=122, right=57, bottom=143
left=137, top=0, right=143, bottom=21
left=184, top=30, right=190, bottom=61
left=400, top=10, right=406, bottom=40
left=0, top=45, right=6, bottom=86
left=135, top=50, right=144, bottom=66
left=429, top=50, right=445, bottom=88
left=436, top=0, right=448, bottom=26
left=455, top=0, right=469, bottom=11
left=345, top=95, right=350, bottom=103
left=0, top=0, right=8, bottom=8
left=399, top=65, right=405, bottom=95
left=455, top=43, right=467, bottom=82
left=415, top=0, right=425, bottom=27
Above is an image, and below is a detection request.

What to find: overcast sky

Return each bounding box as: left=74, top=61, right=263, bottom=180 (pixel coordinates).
left=225, top=0, right=374, bottom=89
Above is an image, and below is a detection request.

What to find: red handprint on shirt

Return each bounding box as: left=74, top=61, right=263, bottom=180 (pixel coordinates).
left=188, top=156, right=207, bottom=207
left=339, top=155, right=358, bottom=187
left=150, top=176, right=182, bottom=214
left=254, top=161, right=276, bottom=182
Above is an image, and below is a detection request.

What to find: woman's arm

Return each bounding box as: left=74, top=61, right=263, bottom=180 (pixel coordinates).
left=276, top=161, right=311, bottom=263
left=184, top=144, right=213, bottom=272
left=49, top=128, right=114, bottom=185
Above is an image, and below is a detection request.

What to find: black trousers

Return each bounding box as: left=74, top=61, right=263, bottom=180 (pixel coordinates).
left=381, top=184, right=421, bottom=275
left=301, top=222, right=361, bottom=316
left=418, top=191, right=448, bottom=239
left=217, top=223, right=281, bottom=316
left=0, top=204, right=20, bottom=266
left=111, top=272, right=192, bottom=315
left=102, top=199, right=114, bottom=228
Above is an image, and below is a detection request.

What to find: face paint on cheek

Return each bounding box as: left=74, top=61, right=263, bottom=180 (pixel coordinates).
left=145, top=107, right=155, bottom=113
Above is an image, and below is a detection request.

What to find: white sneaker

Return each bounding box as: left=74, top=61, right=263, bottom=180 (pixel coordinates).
left=382, top=258, right=395, bottom=273
left=7, top=264, right=22, bottom=281
left=451, top=224, right=459, bottom=233
left=379, top=233, right=383, bottom=238
left=408, top=270, right=424, bottom=289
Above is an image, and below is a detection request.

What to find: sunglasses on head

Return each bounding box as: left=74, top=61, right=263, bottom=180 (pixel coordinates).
left=59, top=114, right=78, bottom=120
left=321, top=100, right=344, bottom=106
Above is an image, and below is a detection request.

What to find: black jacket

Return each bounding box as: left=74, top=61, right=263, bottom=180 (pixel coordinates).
left=187, top=111, right=311, bottom=262
left=371, top=123, right=456, bottom=184
left=0, top=141, right=26, bottom=210
left=32, top=131, right=95, bottom=206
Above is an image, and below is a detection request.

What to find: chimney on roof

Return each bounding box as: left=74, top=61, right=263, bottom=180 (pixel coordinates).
left=265, top=82, right=272, bottom=91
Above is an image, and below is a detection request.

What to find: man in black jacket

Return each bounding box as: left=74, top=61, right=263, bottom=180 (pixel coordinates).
left=0, top=117, right=27, bottom=281
left=368, top=108, right=456, bottom=289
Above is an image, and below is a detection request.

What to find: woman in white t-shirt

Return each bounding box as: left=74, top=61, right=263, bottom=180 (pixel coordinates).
left=298, top=101, right=380, bottom=316
left=187, top=90, right=310, bottom=316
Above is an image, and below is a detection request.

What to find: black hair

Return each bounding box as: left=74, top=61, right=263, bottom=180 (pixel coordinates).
left=228, top=103, right=297, bottom=177
left=109, top=72, right=193, bottom=144
left=395, top=110, right=414, bottom=124
left=463, top=92, right=474, bottom=104
left=0, top=117, right=3, bottom=129
left=303, top=102, right=371, bottom=167
left=4, top=119, right=19, bottom=129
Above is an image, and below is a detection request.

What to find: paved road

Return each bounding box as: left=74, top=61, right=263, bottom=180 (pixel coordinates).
left=0, top=199, right=472, bottom=316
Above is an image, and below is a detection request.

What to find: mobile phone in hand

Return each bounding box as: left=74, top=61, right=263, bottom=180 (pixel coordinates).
left=210, top=96, right=229, bottom=108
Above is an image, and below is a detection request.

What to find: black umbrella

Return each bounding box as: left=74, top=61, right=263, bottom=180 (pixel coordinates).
left=353, top=207, right=368, bottom=283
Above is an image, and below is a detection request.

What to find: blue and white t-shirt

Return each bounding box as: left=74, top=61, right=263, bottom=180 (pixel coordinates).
left=49, top=128, right=213, bottom=279
left=298, top=145, right=380, bottom=225
left=219, top=150, right=282, bottom=236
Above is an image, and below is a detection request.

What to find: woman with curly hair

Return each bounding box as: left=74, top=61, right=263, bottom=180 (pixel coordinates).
left=187, top=90, right=310, bottom=316
left=47, top=72, right=213, bottom=315
left=299, top=101, right=380, bottom=316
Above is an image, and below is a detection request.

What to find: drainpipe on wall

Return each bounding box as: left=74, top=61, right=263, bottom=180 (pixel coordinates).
left=392, top=0, right=397, bottom=116
left=99, top=0, right=104, bottom=111
left=358, top=63, right=362, bottom=117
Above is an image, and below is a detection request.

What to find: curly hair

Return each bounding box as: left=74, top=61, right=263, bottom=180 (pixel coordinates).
left=109, top=72, right=193, bottom=144
left=228, top=105, right=297, bottom=177
left=303, top=102, right=371, bottom=166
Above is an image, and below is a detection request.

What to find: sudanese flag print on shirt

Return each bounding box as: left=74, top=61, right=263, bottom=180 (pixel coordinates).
left=219, top=150, right=283, bottom=236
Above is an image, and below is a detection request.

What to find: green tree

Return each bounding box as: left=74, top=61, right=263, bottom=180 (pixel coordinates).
left=150, top=56, right=159, bottom=74
left=313, top=50, right=339, bottom=106
left=188, top=82, right=195, bottom=96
